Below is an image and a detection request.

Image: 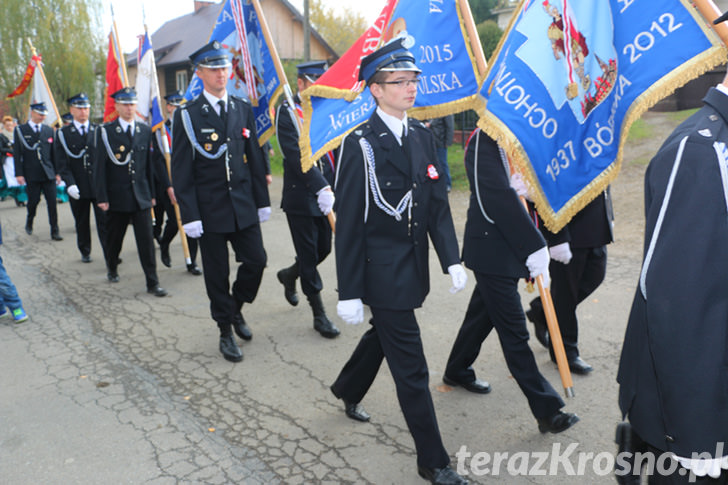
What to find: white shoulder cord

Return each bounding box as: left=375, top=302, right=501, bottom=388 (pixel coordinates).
left=639, top=135, right=688, bottom=299
left=57, top=129, right=86, bottom=159
left=359, top=137, right=412, bottom=223
left=100, top=126, right=132, bottom=166
left=472, top=130, right=495, bottom=224
left=180, top=107, right=228, bottom=160
left=14, top=126, right=40, bottom=151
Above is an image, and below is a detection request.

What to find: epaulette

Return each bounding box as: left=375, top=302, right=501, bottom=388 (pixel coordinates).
left=230, top=94, right=250, bottom=104
left=350, top=121, right=372, bottom=139
left=409, top=118, right=426, bottom=129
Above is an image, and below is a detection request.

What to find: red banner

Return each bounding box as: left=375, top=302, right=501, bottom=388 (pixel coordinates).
left=6, top=55, right=41, bottom=99
left=312, top=0, right=398, bottom=98
left=104, top=31, right=125, bottom=122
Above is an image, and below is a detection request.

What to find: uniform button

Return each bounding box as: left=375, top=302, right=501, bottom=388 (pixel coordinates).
left=484, top=232, right=488, bottom=236
left=413, top=222, right=418, bottom=227
left=227, top=138, right=231, bottom=142
left=413, top=183, right=417, bottom=189
left=386, top=181, right=391, bottom=186
left=413, top=202, right=418, bottom=207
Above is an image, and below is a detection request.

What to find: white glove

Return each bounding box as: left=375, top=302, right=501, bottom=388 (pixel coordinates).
left=316, top=187, right=335, bottom=215
left=258, top=206, right=271, bottom=223
left=337, top=299, right=364, bottom=325
left=510, top=172, right=529, bottom=199
left=67, top=184, right=80, bottom=200
left=549, top=242, right=572, bottom=265
left=526, top=246, right=551, bottom=288
left=183, top=220, right=203, bottom=238
left=447, top=264, right=467, bottom=294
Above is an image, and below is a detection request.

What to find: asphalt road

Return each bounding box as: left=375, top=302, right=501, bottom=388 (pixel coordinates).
left=0, top=170, right=646, bottom=484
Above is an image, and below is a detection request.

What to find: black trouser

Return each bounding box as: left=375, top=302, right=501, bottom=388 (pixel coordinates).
left=105, top=209, right=159, bottom=289
left=331, top=307, right=449, bottom=469
left=198, top=223, right=266, bottom=325
left=530, top=246, right=607, bottom=361
left=286, top=213, right=331, bottom=297
left=69, top=197, right=108, bottom=260
left=445, top=272, right=564, bottom=420
left=153, top=193, right=198, bottom=263
left=26, top=179, right=58, bottom=231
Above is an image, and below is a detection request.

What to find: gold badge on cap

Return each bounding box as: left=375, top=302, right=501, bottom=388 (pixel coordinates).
left=204, top=143, right=212, bottom=151
left=211, top=133, right=219, bottom=141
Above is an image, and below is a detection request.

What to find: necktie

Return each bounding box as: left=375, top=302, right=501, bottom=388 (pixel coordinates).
left=80, top=125, right=85, bottom=137
left=218, top=100, right=227, bottom=124
left=35, top=124, right=40, bottom=134
left=125, top=124, right=133, bottom=145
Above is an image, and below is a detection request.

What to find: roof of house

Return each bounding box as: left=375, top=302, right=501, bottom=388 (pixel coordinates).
left=127, top=0, right=337, bottom=68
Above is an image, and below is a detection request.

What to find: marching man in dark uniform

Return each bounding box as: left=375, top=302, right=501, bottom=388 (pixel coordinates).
left=171, top=41, right=271, bottom=363
left=55, top=92, right=108, bottom=263
left=616, top=69, right=728, bottom=484
left=441, top=129, right=578, bottom=434
left=275, top=60, right=339, bottom=339
left=154, top=90, right=201, bottom=275
left=525, top=189, right=614, bottom=374
left=329, top=36, right=468, bottom=485
left=95, top=87, right=167, bottom=297
left=14, top=102, right=63, bottom=240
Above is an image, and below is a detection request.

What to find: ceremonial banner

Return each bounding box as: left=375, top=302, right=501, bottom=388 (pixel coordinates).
left=478, top=0, right=727, bottom=231
left=6, top=55, right=40, bottom=99
left=183, top=0, right=285, bottom=145
left=300, top=0, right=486, bottom=171
left=104, top=27, right=127, bottom=122
left=135, top=32, right=165, bottom=131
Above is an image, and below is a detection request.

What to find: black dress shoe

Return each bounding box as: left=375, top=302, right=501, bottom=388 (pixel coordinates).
left=313, top=315, right=340, bottom=338
left=442, top=375, right=492, bottom=394
left=107, top=272, right=120, bottom=283
left=330, top=385, right=370, bottom=422
left=51, top=231, right=63, bottom=241
left=526, top=308, right=550, bottom=349
left=187, top=263, right=202, bottom=275
left=537, top=411, right=580, bottom=434
left=160, top=244, right=171, bottom=267
left=219, top=334, right=243, bottom=362
left=233, top=313, right=252, bottom=341
left=147, top=285, right=168, bottom=297
left=568, top=356, right=593, bottom=375
left=25, top=224, right=32, bottom=235
left=417, top=465, right=468, bottom=485
left=81, top=254, right=92, bottom=263
left=276, top=266, right=299, bottom=306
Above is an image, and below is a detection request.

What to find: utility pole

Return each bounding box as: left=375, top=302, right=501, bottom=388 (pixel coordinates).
left=303, top=0, right=310, bottom=61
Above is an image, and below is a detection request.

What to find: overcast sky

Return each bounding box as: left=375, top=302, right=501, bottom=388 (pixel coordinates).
left=101, top=0, right=385, bottom=53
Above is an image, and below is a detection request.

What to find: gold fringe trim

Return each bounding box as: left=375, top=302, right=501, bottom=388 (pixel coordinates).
left=257, top=84, right=285, bottom=147
left=477, top=33, right=727, bottom=232
left=297, top=0, right=489, bottom=172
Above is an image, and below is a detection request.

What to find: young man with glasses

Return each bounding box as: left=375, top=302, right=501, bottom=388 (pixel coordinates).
left=330, top=35, right=468, bottom=485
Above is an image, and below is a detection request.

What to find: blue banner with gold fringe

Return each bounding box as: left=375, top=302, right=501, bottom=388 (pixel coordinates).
left=478, top=0, right=726, bottom=231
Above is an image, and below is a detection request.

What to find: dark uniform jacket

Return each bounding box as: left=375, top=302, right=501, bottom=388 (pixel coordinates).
left=171, top=94, right=270, bottom=233
left=334, top=112, right=459, bottom=310
left=152, top=129, right=172, bottom=197
left=276, top=96, right=334, bottom=216
left=94, top=119, right=155, bottom=212
left=55, top=122, right=98, bottom=199
left=618, top=87, right=728, bottom=457
left=461, top=129, right=545, bottom=278
left=14, top=123, right=56, bottom=182
left=536, top=189, right=614, bottom=249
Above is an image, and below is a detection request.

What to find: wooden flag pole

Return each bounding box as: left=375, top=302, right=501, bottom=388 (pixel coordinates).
left=144, top=22, right=192, bottom=265
left=693, top=0, right=728, bottom=45
left=250, top=0, right=336, bottom=233
left=513, top=177, right=574, bottom=397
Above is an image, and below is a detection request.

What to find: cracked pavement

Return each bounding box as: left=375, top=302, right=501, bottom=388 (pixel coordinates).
left=0, top=160, right=648, bottom=484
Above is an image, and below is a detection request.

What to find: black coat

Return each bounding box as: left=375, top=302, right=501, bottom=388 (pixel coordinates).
left=618, top=87, right=728, bottom=456
left=461, top=129, right=545, bottom=278
left=14, top=123, right=56, bottom=182
left=94, top=119, right=155, bottom=212
left=55, top=123, right=98, bottom=199
left=537, top=189, right=614, bottom=249
left=171, top=94, right=269, bottom=233
left=334, top=112, right=459, bottom=310
left=152, top=130, right=171, bottom=196
left=276, top=96, right=334, bottom=216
